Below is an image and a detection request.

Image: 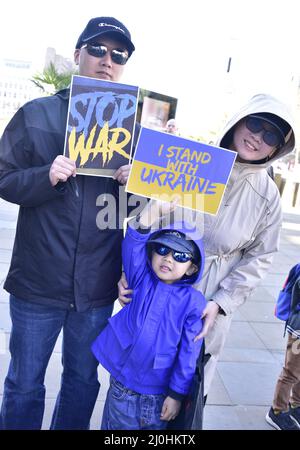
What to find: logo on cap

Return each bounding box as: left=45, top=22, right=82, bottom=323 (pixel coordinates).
left=98, top=22, right=126, bottom=34
left=164, top=231, right=184, bottom=239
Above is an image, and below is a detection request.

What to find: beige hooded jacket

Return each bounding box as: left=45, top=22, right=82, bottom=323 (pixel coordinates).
left=193, top=93, right=296, bottom=394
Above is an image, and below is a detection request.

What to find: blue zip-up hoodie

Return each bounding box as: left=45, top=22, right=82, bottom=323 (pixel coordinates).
left=92, top=219, right=206, bottom=398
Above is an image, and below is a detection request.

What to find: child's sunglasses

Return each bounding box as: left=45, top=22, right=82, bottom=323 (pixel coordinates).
left=81, top=43, right=129, bottom=65
left=245, top=116, right=283, bottom=147
left=154, top=244, right=193, bottom=263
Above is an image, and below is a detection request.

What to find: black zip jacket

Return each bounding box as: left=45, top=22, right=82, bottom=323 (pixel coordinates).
left=0, top=89, right=141, bottom=312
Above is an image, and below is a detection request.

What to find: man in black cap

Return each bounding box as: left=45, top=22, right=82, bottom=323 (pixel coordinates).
left=0, top=17, right=139, bottom=430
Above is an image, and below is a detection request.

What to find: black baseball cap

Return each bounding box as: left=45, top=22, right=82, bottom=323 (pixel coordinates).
left=75, top=17, right=135, bottom=56
left=148, top=230, right=200, bottom=263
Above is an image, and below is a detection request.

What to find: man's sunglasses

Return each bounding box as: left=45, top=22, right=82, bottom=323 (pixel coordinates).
left=154, top=244, right=193, bottom=263
left=245, top=116, right=283, bottom=148
left=81, top=43, right=129, bottom=65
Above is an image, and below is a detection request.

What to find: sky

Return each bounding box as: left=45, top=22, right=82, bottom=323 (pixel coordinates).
left=1, top=0, right=299, bottom=136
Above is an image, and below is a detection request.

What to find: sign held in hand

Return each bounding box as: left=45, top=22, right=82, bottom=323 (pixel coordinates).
left=126, top=127, right=237, bottom=215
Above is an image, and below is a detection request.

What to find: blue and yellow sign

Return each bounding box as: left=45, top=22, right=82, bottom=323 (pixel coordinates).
left=64, top=75, right=139, bottom=177
left=126, top=127, right=237, bottom=215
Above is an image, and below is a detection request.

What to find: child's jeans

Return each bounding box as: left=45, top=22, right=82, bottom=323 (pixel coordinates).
left=101, top=377, right=168, bottom=430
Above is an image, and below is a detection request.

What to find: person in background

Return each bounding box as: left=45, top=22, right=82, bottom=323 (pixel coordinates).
left=165, top=118, right=178, bottom=134
left=0, top=16, right=140, bottom=430
left=266, top=268, right=300, bottom=430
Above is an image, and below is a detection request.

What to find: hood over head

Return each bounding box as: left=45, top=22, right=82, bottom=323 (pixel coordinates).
left=217, top=93, right=296, bottom=168
left=146, top=221, right=205, bottom=285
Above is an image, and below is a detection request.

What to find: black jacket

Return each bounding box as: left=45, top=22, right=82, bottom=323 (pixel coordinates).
left=0, top=89, right=141, bottom=312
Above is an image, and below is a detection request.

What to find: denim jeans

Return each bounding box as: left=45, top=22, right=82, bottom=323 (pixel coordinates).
left=101, top=377, right=167, bottom=430
left=0, top=295, right=113, bottom=430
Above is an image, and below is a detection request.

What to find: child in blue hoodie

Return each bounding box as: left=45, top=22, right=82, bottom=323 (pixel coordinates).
left=92, top=199, right=206, bottom=430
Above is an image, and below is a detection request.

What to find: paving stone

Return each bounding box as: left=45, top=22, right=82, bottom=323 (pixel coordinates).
left=0, top=303, right=11, bottom=332
left=235, top=405, right=273, bottom=430
left=0, top=285, right=9, bottom=303
left=0, top=353, right=10, bottom=394
left=264, top=285, right=285, bottom=299
left=220, top=347, right=279, bottom=365
left=261, top=273, right=288, bottom=288
left=224, top=321, right=265, bottom=349
left=249, top=286, right=274, bottom=303
left=0, top=329, right=6, bottom=356
left=272, top=252, right=297, bottom=265
left=41, top=398, right=105, bottom=430
left=206, top=369, right=231, bottom=406
left=231, top=309, right=244, bottom=321
left=0, top=221, right=17, bottom=230
left=268, top=262, right=295, bottom=275
left=238, top=301, right=278, bottom=323
left=0, top=249, right=12, bottom=264
left=280, top=246, right=300, bottom=260
left=270, top=350, right=286, bottom=366
left=217, top=362, right=282, bottom=406
left=204, top=404, right=273, bottom=430
left=250, top=322, right=287, bottom=351
left=203, top=405, right=243, bottom=430
left=0, top=265, right=9, bottom=283
left=0, top=240, right=14, bottom=251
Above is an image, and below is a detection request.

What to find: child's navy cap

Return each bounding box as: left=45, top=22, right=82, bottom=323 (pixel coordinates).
left=148, top=230, right=200, bottom=262
left=75, top=17, right=135, bottom=56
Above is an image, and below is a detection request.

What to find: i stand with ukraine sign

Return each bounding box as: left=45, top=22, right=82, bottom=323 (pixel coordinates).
left=126, top=127, right=237, bottom=215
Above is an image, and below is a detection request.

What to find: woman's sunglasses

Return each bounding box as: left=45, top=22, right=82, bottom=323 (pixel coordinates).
left=154, top=245, right=193, bottom=263
left=245, top=116, right=284, bottom=148
left=81, top=43, right=129, bottom=65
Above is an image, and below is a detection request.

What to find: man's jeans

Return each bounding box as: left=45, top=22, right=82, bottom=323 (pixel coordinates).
left=101, top=377, right=167, bottom=430
left=0, top=295, right=113, bottom=430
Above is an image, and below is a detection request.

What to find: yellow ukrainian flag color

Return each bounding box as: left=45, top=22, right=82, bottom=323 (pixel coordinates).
left=127, top=161, right=226, bottom=215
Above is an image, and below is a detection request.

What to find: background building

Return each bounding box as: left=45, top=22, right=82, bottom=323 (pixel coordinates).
left=0, top=58, right=42, bottom=131
left=44, top=47, right=76, bottom=74
left=0, top=48, right=76, bottom=134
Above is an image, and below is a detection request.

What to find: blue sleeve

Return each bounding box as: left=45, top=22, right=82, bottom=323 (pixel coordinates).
left=168, top=296, right=206, bottom=396
left=0, top=107, right=65, bottom=207
left=122, top=222, right=152, bottom=289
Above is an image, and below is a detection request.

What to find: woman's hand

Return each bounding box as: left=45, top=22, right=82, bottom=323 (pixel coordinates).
left=117, top=272, right=133, bottom=307
left=194, top=301, right=220, bottom=341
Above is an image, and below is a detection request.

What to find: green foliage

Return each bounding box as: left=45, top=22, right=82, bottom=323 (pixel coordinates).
left=31, top=62, right=77, bottom=95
